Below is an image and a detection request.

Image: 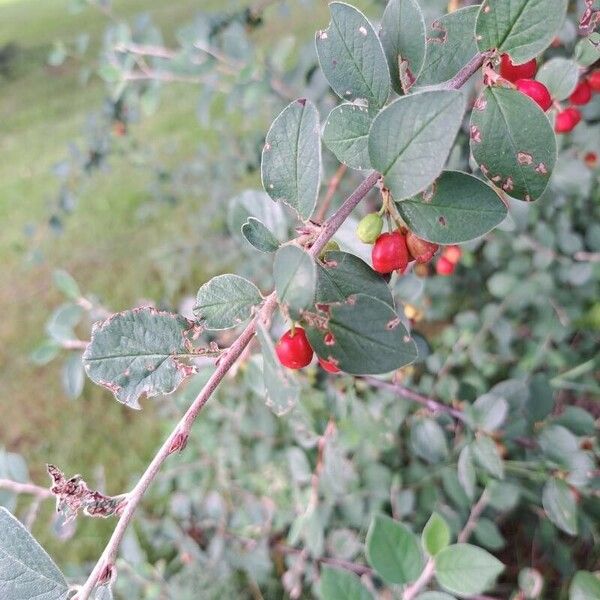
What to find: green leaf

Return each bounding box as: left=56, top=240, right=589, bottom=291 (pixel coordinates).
left=379, top=0, right=426, bottom=94
left=369, top=90, right=467, bottom=201
left=536, top=58, right=580, bottom=101
left=470, top=86, right=556, bottom=202
left=0, top=507, right=70, bottom=600
left=416, top=7, right=479, bottom=87
left=83, top=308, right=202, bottom=409
left=469, top=392, right=509, bottom=431
left=315, top=2, right=390, bottom=108
left=366, top=514, right=424, bottom=585
left=396, top=171, right=507, bottom=244
left=62, top=352, right=85, bottom=399
left=318, top=566, right=373, bottom=600
left=195, top=274, right=263, bottom=330
left=422, top=512, right=451, bottom=556
left=95, top=586, right=114, bottom=600
left=273, top=245, right=317, bottom=314
left=256, top=322, right=300, bottom=416
left=53, top=269, right=81, bottom=300
left=316, top=251, right=394, bottom=307
left=261, top=98, right=321, bottom=220
left=434, top=544, right=504, bottom=596
left=471, top=437, right=504, bottom=479
left=305, top=294, right=417, bottom=375
left=475, top=0, right=568, bottom=63
left=416, top=594, right=457, bottom=600
left=570, top=571, right=600, bottom=600
left=322, top=104, right=374, bottom=170
left=30, top=340, right=60, bottom=366
left=46, top=303, right=84, bottom=343
left=574, top=33, right=600, bottom=67
left=457, top=445, right=476, bottom=501
left=241, top=217, right=281, bottom=253
left=227, top=189, right=288, bottom=243
left=473, top=518, right=505, bottom=551
left=542, top=478, right=578, bottom=536
left=410, top=418, right=449, bottom=464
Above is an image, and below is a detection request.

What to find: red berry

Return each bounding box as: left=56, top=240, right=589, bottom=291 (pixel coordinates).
left=570, top=80, right=592, bottom=105
left=318, top=356, right=340, bottom=373
left=588, top=70, right=600, bottom=92
left=554, top=107, right=581, bottom=133
left=584, top=152, right=598, bottom=168
left=406, top=231, right=439, bottom=264
left=436, top=257, right=455, bottom=276
left=499, top=54, right=537, bottom=82
left=275, top=327, right=313, bottom=369
left=442, top=244, right=462, bottom=265
left=515, top=79, right=552, bottom=111
left=371, top=231, right=409, bottom=274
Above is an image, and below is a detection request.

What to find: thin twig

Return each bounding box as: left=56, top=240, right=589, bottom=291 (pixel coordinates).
left=0, top=479, right=53, bottom=498
left=314, top=164, right=348, bottom=224
left=458, top=489, right=489, bottom=543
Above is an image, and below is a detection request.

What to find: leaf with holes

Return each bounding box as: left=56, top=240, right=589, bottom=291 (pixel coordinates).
left=476, top=0, right=568, bottom=63
left=543, top=478, right=578, bottom=536
left=379, top=0, right=426, bottom=94
left=241, top=217, right=281, bottom=253
left=316, top=2, right=390, bottom=108
left=273, top=245, right=316, bottom=315
left=195, top=274, right=263, bottom=330
left=83, top=308, right=205, bottom=409
left=366, top=514, right=424, bottom=585
left=416, top=7, right=479, bottom=87
left=396, top=171, right=507, bottom=244
left=322, top=104, right=374, bottom=170
left=318, top=566, right=373, bottom=600
left=369, top=90, right=466, bottom=200
left=261, top=98, right=321, bottom=220
left=306, top=294, right=416, bottom=374
left=316, top=250, right=394, bottom=307
left=0, top=507, right=70, bottom=600
left=536, top=58, right=580, bottom=101
left=470, top=87, right=556, bottom=202
left=256, top=322, right=300, bottom=416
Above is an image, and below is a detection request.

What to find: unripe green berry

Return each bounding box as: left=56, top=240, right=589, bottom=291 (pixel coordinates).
left=318, top=240, right=340, bottom=259
left=356, top=213, right=383, bottom=244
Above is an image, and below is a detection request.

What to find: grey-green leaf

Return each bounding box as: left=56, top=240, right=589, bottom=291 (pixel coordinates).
left=476, top=0, right=568, bottom=63
left=379, top=0, right=426, bottom=94
left=366, top=514, right=424, bottom=584
left=62, top=352, right=85, bottom=399
left=457, top=445, right=476, bottom=500
left=397, top=171, right=507, bottom=244
left=570, top=571, right=600, bottom=600
left=83, top=308, right=201, bottom=409
left=306, top=294, right=417, bottom=375
left=542, top=478, right=578, bottom=536
left=0, top=507, right=70, bottom=600
left=195, top=275, right=262, bottom=330
left=256, top=322, right=300, bottom=416
left=322, top=104, right=374, bottom=170
left=410, top=418, right=449, bottom=464
left=273, top=245, right=316, bottom=314
left=416, top=594, right=457, bottom=600
left=536, top=58, right=580, bottom=101
left=422, top=512, right=451, bottom=556
left=261, top=98, right=321, bottom=220
left=227, top=189, right=288, bottom=242
left=435, top=543, right=504, bottom=596
left=316, top=250, right=394, bottom=307
left=241, top=217, right=281, bottom=253
left=470, top=86, right=556, bottom=202
left=471, top=436, right=504, bottom=479
left=316, top=2, right=390, bottom=108
left=53, top=269, right=81, bottom=300
left=318, top=566, right=373, bottom=600
left=369, top=90, right=467, bottom=201
left=416, top=7, right=479, bottom=87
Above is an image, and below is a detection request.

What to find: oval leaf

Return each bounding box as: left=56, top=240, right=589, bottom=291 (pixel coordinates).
left=410, top=418, right=449, bottom=464
left=62, top=352, right=85, bottom=399
left=379, top=0, right=427, bottom=93
left=542, top=478, right=578, bottom=536
left=227, top=189, right=288, bottom=242
left=397, top=171, right=507, bottom=243
left=369, top=90, right=467, bottom=200
left=457, top=445, right=476, bottom=501
left=536, top=57, right=580, bottom=101
left=306, top=294, right=417, bottom=375
left=470, top=86, right=556, bottom=202
left=241, top=217, right=281, bottom=253
left=273, top=245, right=317, bottom=314
left=570, top=571, right=600, bottom=600
left=476, top=0, right=568, bottom=63
left=195, top=274, right=263, bottom=330
left=261, top=98, right=321, bottom=220
left=316, top=2, right=390, bottom=108
left=318, top=566, right=373, bottom=600
left=471, top=436, right=505, bottom=479
left=435, top=543, right=504, bottom=596
left=422, top=512, right=451, bottom=556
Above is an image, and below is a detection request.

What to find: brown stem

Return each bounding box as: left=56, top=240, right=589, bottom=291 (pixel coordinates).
left=314, top=164, right=348, bottom=223
left=0, top=479, right=53, bottom=498
left=457, top=489, right=489, bottom=543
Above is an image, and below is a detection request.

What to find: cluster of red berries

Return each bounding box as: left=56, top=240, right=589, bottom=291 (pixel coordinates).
left=370, top=230, right=439, bottom=274
left=275, top=327, right=339, bottom=373
left=500, top=54, right=600, bottom=134
left=435, top=245, right=462, bottom=276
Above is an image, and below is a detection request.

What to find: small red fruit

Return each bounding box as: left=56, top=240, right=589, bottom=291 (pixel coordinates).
left=436, top=257, right=455, bottom=276
left=570, top=80, right=592, bottom=105
left=515, top=79, right=552, bottom=111
left=584, top=152, right=598, bottom=168
left=442, top=244, right=462, bottom=265
left=275, top=327, right=313, bottom=369
left=499, top=54, right=537, bottom=82
left=318, top=357, right=340, bottom=373
left=554, top=107, right=581, bottom=133
left=371, top=231, right=409, bottom=274
left=588, top=70, right=600, bottom=92
left=406, top=231, right=439, bottom=264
